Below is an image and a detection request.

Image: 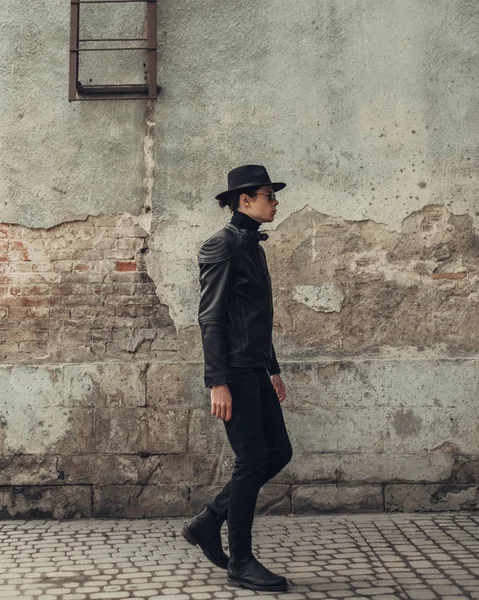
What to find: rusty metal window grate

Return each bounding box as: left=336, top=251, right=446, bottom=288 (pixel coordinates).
left=69, top=0, right=158, bottom=101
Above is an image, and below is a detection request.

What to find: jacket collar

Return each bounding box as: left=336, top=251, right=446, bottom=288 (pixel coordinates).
left=225, top=223, right=269, bottom=241
left=230, top=210, right=260, bottom=231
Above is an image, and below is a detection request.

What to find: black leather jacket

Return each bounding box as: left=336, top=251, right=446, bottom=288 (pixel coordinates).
left=197, top=221, right=281, bottom=388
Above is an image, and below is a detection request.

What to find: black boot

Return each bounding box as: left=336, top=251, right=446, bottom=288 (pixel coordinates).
left=226, top=530, right=288, bottom=592
left=182, top=507, right=229, bottom=569
left=227, top=555, right=288, bottom=592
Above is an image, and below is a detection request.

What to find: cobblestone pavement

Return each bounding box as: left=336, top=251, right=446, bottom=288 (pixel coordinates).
left=1, top=512, right=479, bottom=600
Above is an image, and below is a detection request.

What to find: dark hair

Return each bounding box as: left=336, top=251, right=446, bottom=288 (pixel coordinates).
left=218, top=186, right=261, bottom=211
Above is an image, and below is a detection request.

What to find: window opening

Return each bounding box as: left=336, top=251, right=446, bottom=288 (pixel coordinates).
left=69, top=0, right=158, bottom=101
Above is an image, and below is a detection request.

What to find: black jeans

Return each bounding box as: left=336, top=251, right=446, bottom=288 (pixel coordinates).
left=206, top=367, right=293, bottom=560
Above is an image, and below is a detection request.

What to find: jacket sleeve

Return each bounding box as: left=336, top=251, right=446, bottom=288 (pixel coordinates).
left=268, top=342, right=281, bottom=376
left=197, top=235, right=234, bottom=389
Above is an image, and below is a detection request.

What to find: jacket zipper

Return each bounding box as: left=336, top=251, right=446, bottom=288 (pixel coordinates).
left=257, top=247, right=273, bottom=341
left=237, top=301, right=248, bottom=347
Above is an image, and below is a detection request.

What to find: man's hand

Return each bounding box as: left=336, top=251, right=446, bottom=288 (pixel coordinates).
left=271, top=374, right=286, bottom=402
left=211, top=384, right=232, bottom=421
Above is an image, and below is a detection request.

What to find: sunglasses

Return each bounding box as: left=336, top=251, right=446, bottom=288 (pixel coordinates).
left=256, top=191, right=277, bottom=202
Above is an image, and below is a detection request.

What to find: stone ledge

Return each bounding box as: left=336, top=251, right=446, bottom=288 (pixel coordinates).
left=292, top=484, right=383, bottom=513
left=0, top=485, right=92, bottom=519
left=93, top=484, right=189, bottom=518
left=0, top=483, right=478, bottom=519
left=56, top=453, right=224, bottom=486
left=385, top=483, right=479, bottom=511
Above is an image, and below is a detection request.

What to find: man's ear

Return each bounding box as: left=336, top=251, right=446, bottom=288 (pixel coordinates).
left=239, top=193, right=250, bottom=207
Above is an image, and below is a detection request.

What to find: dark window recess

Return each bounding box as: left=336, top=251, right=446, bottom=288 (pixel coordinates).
left=69, top=0, right=159, bottom=101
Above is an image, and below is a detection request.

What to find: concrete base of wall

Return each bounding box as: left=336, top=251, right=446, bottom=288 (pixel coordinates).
left=1, top=358, right=479, bottom=518
left=0, top=483, right=478, bottom=519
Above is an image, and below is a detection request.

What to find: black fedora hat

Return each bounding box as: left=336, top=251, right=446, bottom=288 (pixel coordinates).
left=215, top=164, right=286, bottom=201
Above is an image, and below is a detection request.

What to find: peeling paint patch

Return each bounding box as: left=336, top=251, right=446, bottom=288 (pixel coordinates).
left=392, top=408, right=422, bottom=437
left=451, top=455, right=479, bottom=483
left=430, top=441, right=461, bottom=454
left=0, top=367, right=70, bottom=453
left=137, top=101, right=156, bottom=234
left=265, top=203, right=479, bottom=355
left=0, top=215, right=175, bottom=364
left=292, top=283, right=345, bottom=313
left=431, top=485, right=476, bottom=506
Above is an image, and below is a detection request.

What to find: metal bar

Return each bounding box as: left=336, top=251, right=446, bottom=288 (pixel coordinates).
left=69, top=0, right=80, bottom=101
left=78, top=84, right=149, bottom=94
left=73, top=47, right=153, bottom=51
left=71, top=97, right=154, bottom=101
left=72, top=84, right=161, bottom=100
left=146, top=0, right=157, bottom=99
left=79, top=38, right=147, bottom=42
left=72, top=1, right=150, bottom=4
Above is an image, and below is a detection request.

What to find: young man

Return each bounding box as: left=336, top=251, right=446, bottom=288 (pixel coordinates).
left=182, top=165, right=293, bottom=592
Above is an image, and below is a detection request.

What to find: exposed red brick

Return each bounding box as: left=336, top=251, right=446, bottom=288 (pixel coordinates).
left=60, top=273, right=104, bottom=283
left=26, top=307, right=50, bottom=318
left=8, top=262, right=33, bottom=272
left=0, top=215, right=172, bottom=363
left=10, top=285, right=51, bottom=296
left=8, top=241, right=30, bottom=261
left=60, top=295, right=103, bottom=307
left=115, top=261, right=137, bottom=272
left=31, top=262, right=52, bottom=272
left=49, top=308, right=71, bottom=318
left=7, top=307, right=30, bottom=319
left=9, top=330, right=47, bottom=343
left=51, top=261, right=73, bottom=272
left=19, top=297, right=54, bottom=307
left=10, top=273, right=59, bottom=284
left=18, top=340, right=48, bottom=352
left=73, top=263, right=91, bottom=272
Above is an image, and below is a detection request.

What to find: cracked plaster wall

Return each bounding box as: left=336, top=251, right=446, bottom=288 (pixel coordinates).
left=0, top=0, right=149, bottom=228
left=149, top=0, right=479, bottom=328
left=1, top=0, right=479, bottom=516
left=1, top=0, right=478, bottom=327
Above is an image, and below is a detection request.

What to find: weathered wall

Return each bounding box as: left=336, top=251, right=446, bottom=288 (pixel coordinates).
left=0, top=0, right=152, bottom=228
left=1, top=0, right=479, bottom=517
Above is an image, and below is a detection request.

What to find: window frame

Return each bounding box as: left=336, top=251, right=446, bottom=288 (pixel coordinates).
left=69, top=0, right=158, bottom=101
